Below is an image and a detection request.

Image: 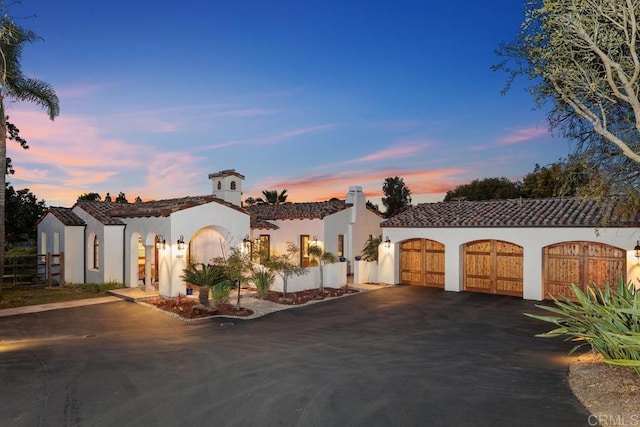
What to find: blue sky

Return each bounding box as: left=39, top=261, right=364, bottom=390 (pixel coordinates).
left=6, top=0, right=571, bottom=207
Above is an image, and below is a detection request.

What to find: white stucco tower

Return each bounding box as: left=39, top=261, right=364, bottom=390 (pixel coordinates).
left=209, top=169, right=245, bottom=206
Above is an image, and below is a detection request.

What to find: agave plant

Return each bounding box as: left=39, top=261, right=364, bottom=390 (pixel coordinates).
left=251, top=268, right=275, bottom=299
left=526, top=278, right=640, bottom=375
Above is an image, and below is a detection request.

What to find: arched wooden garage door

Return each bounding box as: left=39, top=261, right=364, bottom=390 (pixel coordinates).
left=463, top=240, right=523, bottom=297
left=543, top=241, right=626, bottom=300
left=399, top=239, right=445, bottom=288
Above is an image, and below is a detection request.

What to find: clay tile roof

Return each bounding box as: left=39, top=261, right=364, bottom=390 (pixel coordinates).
left=245, top=199, right=350, bottom=221
left=109, top=196, right=238, bottom=218
left=250, top=218, right=280, bottom=230
left=75, top=201, right=126, bottom=225
left=208, top=169, right=245, bottom=180
left=76, top=196, right=247, bottom=224
left=43, top=207, right=85, bottom=226
left=381, top=197, right=640, bottom=228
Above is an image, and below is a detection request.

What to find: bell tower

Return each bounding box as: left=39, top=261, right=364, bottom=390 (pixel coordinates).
left=208, top=169, right=244, bottom=206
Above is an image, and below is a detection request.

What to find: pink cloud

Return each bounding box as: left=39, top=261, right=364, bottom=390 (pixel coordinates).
left=470, top=126, right=549, bottom=151
left=245, top=167, right=467, bottom=203
left=345, top=141, right=432, bottom=165
left=498, top=126, right=548, bottom=145
left=198, top=123, right=339, bottom=151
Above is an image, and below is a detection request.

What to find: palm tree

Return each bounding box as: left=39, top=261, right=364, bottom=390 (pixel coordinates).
left=0, top=13, right=60, bottom=300
left=256, top=189, right=288, bottom=205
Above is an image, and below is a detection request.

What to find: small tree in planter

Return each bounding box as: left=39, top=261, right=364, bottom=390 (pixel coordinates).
left=361, top=236, right=382, bottom=262
left=307, top=244, right=338, bottom=294
left=264, top=242, right=307, bottom=302
left=212, top=246, right=253, bottom=311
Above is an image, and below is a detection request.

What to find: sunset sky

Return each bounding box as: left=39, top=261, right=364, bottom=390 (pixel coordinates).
left=6, top=1, right=571, bottom=207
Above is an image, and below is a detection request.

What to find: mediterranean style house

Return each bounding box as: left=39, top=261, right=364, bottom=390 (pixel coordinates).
left=36, top=170, right=383, bottom=296
left=377, top=198, right=640, bottom=300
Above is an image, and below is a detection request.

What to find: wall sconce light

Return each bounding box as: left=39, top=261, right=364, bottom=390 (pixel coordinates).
left=384, top=236, right=391, bottom=248
left=634, top=240, right=640, bottom=259
left=177, top=235, right=185, bottom=251
left=313, top=235, right=318, bottom=245
left=243, top=235, right=251, bottom=250
left=156, top=235, right=166, bottom=250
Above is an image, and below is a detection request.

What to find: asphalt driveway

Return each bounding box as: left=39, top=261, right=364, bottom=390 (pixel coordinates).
left=0, top=286, right=591, bottom=426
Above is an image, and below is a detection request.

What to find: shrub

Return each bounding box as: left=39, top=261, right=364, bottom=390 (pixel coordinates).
left=526, top=278, right=640, bottom=374
left=211, top=279, right=234, bottom=306
left=251, top=269, right=275, bottom=299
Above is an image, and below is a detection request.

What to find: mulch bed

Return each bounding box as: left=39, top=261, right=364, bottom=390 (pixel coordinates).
left=261, top=286, right=359, bottom=305
left=143, top=297, right=253, bottom=319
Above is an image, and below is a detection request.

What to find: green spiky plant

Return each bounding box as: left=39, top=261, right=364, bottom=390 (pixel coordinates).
left=526, top=278, right=640, bottom=375
left=251, top=268, right=275, bottom=299
left=181, top=263, right=228, bottom=307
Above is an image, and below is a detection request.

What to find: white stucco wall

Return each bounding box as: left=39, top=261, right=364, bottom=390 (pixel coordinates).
left=36, top=214, right=85, bottom=284
left=73, top=206, right=125, bottom=284
left=380, top=226, right=640, bottom=300
left=271, top=262, right=347, bottom=293
left=165, top=201, right=250, bottom=297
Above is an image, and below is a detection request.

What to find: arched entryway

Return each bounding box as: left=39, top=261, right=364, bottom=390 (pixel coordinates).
left=543, top=241, right=626, bottom=300
left=399, top=238, right=445, bottom=288
left=463, top=240, right=523, bottom=297
left=127, top=232, right=160, bottom=289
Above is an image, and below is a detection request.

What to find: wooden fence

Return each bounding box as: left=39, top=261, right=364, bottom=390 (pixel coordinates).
left=3, top=252, right=64, bottom=287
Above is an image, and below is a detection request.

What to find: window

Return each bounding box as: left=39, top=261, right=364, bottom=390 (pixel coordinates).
left=53, top=232, right=60, bottom=254
left=259, top=235, right=270, bottom=263
left=93, top=235, right=100, bottom=270
left=230, top=181, right=236, bottom=190
left=300, top=235, right=310, bottom=267
left=337, top=234, right=344, bottom=257
left=40, top=232, right=47, bottom=255
left=217, top=181, right=222, bottom=190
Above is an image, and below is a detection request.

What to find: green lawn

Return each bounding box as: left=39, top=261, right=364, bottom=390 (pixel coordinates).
left=0, top=283, right=122, bottom=309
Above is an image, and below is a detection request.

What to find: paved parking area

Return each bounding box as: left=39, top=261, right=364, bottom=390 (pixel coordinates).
left=0, top=286, right=591, bottom=426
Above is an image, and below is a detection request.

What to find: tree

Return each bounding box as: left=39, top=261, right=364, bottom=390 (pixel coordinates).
left=264, top=242, right=307, bottom=301
left=307, top=244, right=337, bottom=294
left=0, top=11, right=60, bottom=301
left=5, top=118, right=26, bottom=175
left=256, top=189, right=288, bottom=205
left=381, top=177, right=411, bottom=218
left=494, top=0, right=640, bottom=208
left=360, top=236, right=382, bottom=262
left=115, top=192, right=128, bottom=203
left=5, top=183, right=46, bottom=244
left=444, top=177, right=523, bottom=202
left=521, top=157, right=592, bottom=198
left=213, top=246, right=252, bottom=310
left=78, top=192, right=102, bottom=202
left=243, top=197, right=258, bottom=206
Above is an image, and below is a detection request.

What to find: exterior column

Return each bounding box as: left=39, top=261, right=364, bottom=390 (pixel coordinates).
left=144, top=245, right=153, bottom=291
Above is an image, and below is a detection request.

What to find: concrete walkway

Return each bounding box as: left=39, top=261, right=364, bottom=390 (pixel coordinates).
left=0, top=296, right=121, bottom=317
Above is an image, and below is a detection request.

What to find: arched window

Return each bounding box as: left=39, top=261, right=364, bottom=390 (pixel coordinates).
left=217, top=181, right=222, bottom=190
left=230, top=181, right=236, bottom=190
left=93, top=235, right=100, bottom=269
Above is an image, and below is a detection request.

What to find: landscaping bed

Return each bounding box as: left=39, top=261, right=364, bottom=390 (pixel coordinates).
left=143, top=296, right=254, bottom=319
left=262, top=286, right=359, bottom=305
